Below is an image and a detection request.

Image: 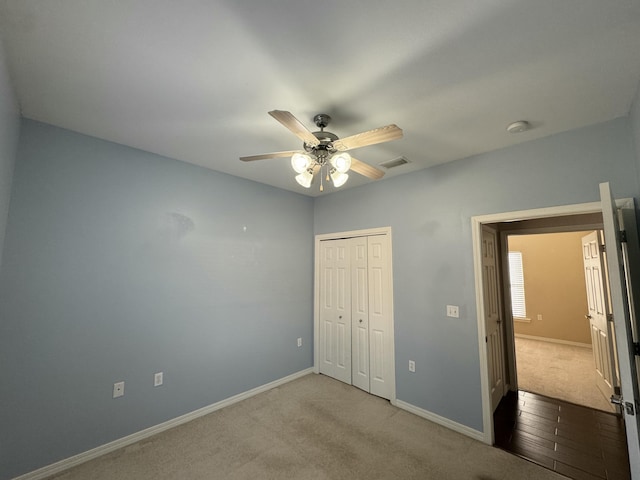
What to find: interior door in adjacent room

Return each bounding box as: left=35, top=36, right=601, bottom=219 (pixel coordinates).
left=581, top=230, right=618, bottom=402
left=482, top=226, right=506, bottom=412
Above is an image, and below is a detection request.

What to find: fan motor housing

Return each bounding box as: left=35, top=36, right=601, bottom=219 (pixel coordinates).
left=304, top=130, right=338, bottom=158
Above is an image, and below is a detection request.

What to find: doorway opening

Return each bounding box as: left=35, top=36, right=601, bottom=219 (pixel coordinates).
left=471, top=200, right=636, bottom=441
left=504, top=226, right=619, bottom=413
left=493, top=224, right=632, bottom=478
left=471, top=190, right=640, bottom=479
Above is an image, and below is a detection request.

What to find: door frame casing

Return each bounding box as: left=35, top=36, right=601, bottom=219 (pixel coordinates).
left=472, top=200, right=633, bottom=445
left=313, top=226, right=397, bottom=404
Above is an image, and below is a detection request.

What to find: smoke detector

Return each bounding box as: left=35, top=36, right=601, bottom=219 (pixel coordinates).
left=506, top=121, right=531, bottom=133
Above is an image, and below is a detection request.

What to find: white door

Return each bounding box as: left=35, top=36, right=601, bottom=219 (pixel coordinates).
left=319, top=239, right=352, bottom=384
left=483, top=226, right=506, bottom=411
left=600, top=183, right=640, bottom=478
left=317, top=233, right=394, bottom=401
left=581, top=231, right=618, bottom=401
left=351, top=237, right=370, bottom=392
left=367, top=234, right=393, bottom=400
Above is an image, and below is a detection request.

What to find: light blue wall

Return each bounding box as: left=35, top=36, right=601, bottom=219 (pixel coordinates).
left=631, top=80, right=640, bottom=175
left=0, top=35, right=20, bottom=268
left=314, top=117, right=640, bottom=431
left=0, top=120, right=314, bottom=479
left=3, top=115, right=640, bottom=479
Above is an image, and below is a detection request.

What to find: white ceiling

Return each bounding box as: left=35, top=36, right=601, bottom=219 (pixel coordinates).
left=1, top=0, right=640, bottom=197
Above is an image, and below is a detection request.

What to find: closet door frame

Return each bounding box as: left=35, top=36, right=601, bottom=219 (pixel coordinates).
left=313, top=226, right=396, bottom=403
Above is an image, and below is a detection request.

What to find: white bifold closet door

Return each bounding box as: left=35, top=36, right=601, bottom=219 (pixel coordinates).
left=319, top=234, right=393, bottom=400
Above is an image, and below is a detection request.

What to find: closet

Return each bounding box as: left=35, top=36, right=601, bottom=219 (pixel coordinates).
left=317, top=233, right=394, bottom=400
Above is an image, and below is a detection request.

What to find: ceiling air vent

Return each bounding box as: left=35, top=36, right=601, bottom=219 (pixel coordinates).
left=379, top=156, right=410, bottom=169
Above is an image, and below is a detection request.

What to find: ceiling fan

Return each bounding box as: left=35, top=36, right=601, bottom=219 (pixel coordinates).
left=240, top=110, right=403, bottom=191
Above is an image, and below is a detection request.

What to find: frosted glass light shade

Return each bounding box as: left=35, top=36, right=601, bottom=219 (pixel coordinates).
left=291, top=153, right=312, bottom=173
left=331, top=171, right=349, bottom=188
left=295, top=169, right=313, bottom=188
left=329, top=152, right=351, bottom=173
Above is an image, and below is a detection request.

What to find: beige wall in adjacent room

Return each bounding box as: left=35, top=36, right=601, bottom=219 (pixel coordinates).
left=508, top=231, right=593, bottom=345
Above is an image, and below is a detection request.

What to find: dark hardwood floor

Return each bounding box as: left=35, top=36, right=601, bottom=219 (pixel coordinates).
left=494, top=390, right=631, bottom=480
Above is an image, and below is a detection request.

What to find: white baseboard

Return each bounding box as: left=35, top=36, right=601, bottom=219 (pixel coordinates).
left=393, top=399, right=485, bottom=443
left=13, top=368, right=314, bottom=480
left=514, top=333, right=591, bottom=348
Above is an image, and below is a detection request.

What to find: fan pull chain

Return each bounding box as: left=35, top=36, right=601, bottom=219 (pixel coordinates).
left=320, top=164, right=324, bottom=192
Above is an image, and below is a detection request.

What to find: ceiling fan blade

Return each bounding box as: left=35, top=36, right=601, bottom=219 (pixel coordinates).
left=350, top=157, right=385, bottom=180
left=333, top=124, right=403, bottom=151
left=239, top=150, right=299, bottom=162
left=268, top=110, right=320, bottom=147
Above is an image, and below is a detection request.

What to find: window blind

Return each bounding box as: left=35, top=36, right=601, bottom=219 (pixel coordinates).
left=508, top=251, right=526, bottom=318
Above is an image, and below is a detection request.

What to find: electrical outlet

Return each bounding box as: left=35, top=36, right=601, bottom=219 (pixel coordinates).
left=537, top=314, right=543, bottom=321
left=297, top=338, right=302, bottom=347
left=113, top=381, right=125, bottom=398
left=409, top=360, right=416, bottom=372
left=446, top=305, right=459, bottom=318
left=154, top=372, right=163, bottom=387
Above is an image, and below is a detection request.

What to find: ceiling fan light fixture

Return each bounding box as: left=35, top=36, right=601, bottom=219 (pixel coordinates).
left=330, top=170, right=349, bottom=188
left=295, top=169, right=313, bottom=188
left=241, top=110, right=397, bottom=192
left=330, top=152, right=351, bottom=173
left=291, top=152, right=312, bottom=173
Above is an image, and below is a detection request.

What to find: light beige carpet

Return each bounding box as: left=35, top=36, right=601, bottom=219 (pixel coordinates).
left=48, top=373, right=565, bottom=480
left=515, top=336, right=615, bottom=413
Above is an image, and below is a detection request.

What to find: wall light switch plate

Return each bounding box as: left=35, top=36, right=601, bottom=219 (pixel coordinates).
left=409, top=360, right=416, bottom=372
left=154, top=372, right=163, bottom=387
left=446, top=305, right=459, bottom=318
left=113, top=381, right=125, bottom=398
left=297, top=338, right=303, bottom=347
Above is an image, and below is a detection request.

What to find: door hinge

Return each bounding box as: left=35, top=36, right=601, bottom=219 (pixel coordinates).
left=633, top=342, right=640, bottom=356
left=626, top=402, right=636, bottom=416
left=600, top=243, right=606, bottom=253
left=611, top=394, right=636, bottom=416
left=606, top=313, right=614, bottom=322
left=620, top=230, right=627, bottom=243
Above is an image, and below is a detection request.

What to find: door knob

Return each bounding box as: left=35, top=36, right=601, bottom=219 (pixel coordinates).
left=359, top=319, right=363, bottom=323
left=585, top=315, right=592, bottom=320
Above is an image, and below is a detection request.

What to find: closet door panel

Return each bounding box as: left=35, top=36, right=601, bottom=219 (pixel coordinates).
left=351, top=237, right=370, bottom=392
left=368, top=235, right=393, bottom=399
left=319, top=239, right=352, bottom=384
